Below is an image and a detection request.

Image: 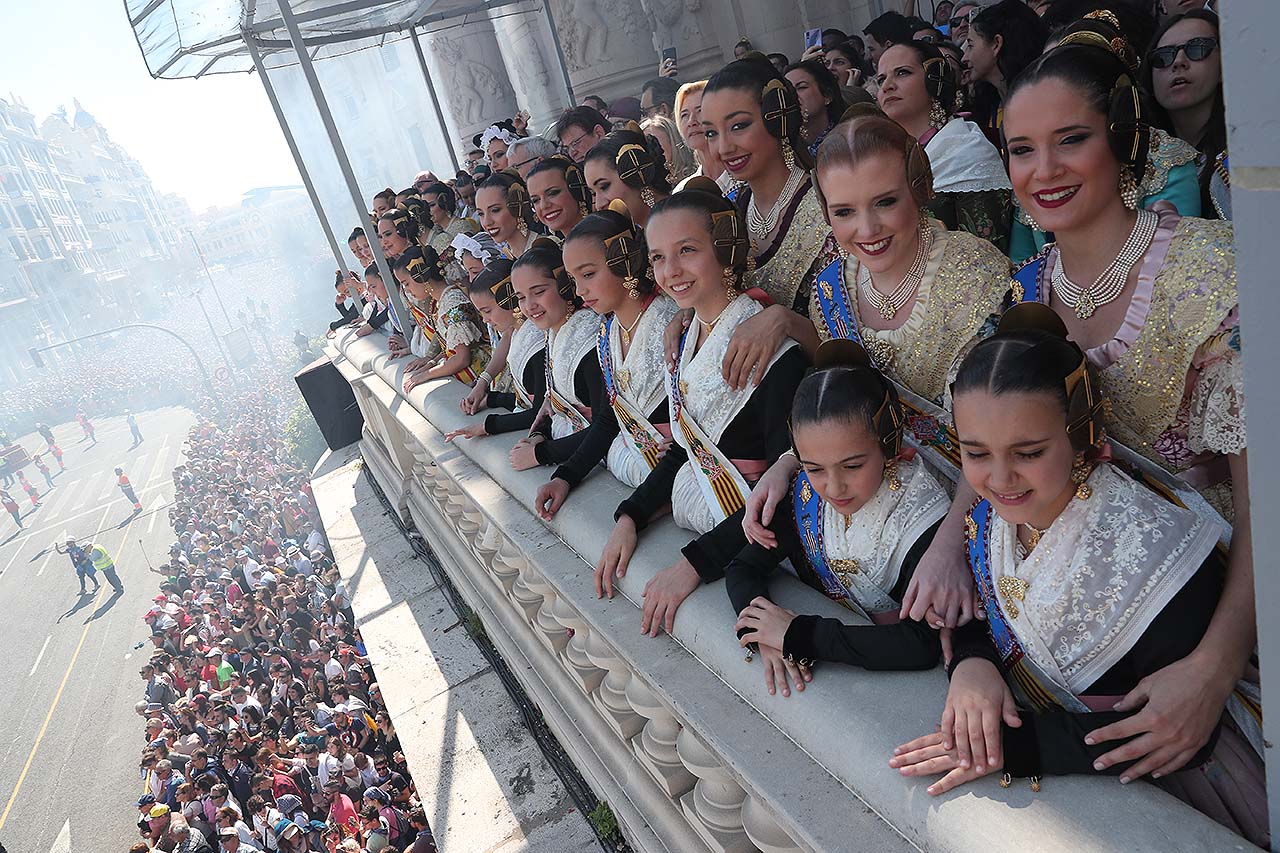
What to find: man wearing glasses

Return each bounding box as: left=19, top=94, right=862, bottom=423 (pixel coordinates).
left=949, top=2, right=981, bottom=47
left=411, top=171, right=438, bottom=194
left=506, top=136, right=558, bottom=179
left=639, top=76, right=680, bottom=120
left=553, top=105, right=610, bottom=164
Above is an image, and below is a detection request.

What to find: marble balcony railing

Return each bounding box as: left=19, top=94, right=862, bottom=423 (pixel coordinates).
left=326, top=328, right=1254, bottom=853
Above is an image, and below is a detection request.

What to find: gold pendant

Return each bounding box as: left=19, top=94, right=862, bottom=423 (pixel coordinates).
left=1075, top=292, right=1096, bottom=320
left=832, top=558, right=860, bottom=587
left=997, top=576, right=1028, bottom=619
left=866, top=338, right=895, bottom=371
left=878, top=303, right=896, bottom=321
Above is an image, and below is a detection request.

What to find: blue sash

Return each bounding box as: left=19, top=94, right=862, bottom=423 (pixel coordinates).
left=598, top=315, right=618, bottom=402
left=726, top=184, right=741, bottom=204
left=792, top=472, right=862, bottom=612
left=965, top=499, right=1086, bottom=713
left=813, top=257, right=859, bottom=343
left=1010, top=251, right=1046, bottom=305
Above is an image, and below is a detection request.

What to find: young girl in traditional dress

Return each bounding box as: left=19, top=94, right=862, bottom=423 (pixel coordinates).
left=890, top=305, right=1265, bottom=847
left=392, top=247, right=489, bottom=394
left=725, top=342, right=947, bottom=698
left=595, top=181, right=807, bottom=637
left=446, top=259, right=548, bottom=440
left=533, top=205, right=680, bottom=520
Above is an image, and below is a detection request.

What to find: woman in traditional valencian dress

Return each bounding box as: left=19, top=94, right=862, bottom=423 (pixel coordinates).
left=1008, top=12, right=1202, bottom=263
left=418, top=182, right=480, bottom=258
left=533, top=205, right=680, bottom=520
left=475, top=171, right=541, bottom=260
left=876, top=41, right=1012, bottom=252
left=594, top=183, right=807, bottom=637
left=454, top=233, right=517, bottom=415
left=739, top=112, right=1013, bottom=558
left=527, top=156, right=592, bottom=240
left=583, top=127, right=672, bottom=228
left=393, top=247, right=490, bottom=394
left=891, top=309, right=1265, bottom=847
left=695, top=58, right=833, bottom=386
left=447, top=259, right=548, bottom=440
left=724, top=343, right=947, bottom=698
left=908, top=35, right=1257, bottom=801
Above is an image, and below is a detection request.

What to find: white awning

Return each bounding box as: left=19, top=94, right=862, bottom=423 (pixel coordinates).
left=123, top=0, right=535, bottom=79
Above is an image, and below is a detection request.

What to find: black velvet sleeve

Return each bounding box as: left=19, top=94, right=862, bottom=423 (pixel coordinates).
left=985, top=555, right=1223, bottom=778
left=367, top=305, right=389, bottom=329
left=535, top=351, right=605, bottom=466
left=615, top=445, right=687, bottom=531
left=679, top=346, right=809, bottom=574
left=484, top=350, right=546, bottom=436
left=781, top=524, right=941, bottom=670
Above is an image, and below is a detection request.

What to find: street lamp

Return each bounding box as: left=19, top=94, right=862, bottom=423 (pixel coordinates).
left=185, top=228, right=234, bottom=327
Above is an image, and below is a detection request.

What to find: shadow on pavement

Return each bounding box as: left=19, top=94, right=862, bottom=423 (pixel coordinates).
left=86, top=588, right=124, bottom=623
left=60, top=591, right=100, bottom=621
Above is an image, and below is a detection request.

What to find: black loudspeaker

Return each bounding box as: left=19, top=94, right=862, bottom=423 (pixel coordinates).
left=294, top=356, right=364, bottom=450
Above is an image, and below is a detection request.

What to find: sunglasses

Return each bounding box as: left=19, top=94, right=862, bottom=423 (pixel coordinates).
left=948, top=8, right=980, bottom=28
left=1149, top=36, right=1218, bottom=69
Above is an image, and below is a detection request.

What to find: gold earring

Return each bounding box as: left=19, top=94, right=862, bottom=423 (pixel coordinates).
left=723, top=266, right=737, bottom=300
left=625, top=275, right=641, bottom=300
left=885, top=458, right=902, bottom=491
left=517, top=219, right=529, bottom=236
left=579, top=202, right=589, bottom=217
left=838, top=244, right=849, bottom=260
left=928, top=100, right=948, bottom=130
left=781, top=139, right=796, bottom=171
left=1119, top=169, right=1140, bottom=210
left=641, top=187, right=657, bottom=209
left=1070, top=453, right=1092, bottom=500
left=564, top=302, right=576, bottom=318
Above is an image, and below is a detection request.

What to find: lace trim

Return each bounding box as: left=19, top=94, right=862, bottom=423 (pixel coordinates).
left=1188, top=350, right=1247, bottom=456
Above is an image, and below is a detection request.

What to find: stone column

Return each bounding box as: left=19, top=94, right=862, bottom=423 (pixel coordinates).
left=426, top=18, right=520, bottom=156
left=489, top=8, right=571, bottom=133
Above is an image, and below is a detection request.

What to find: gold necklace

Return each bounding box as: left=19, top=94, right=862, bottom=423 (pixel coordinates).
left=1001, top=522, right=1046, bottom=619
left=616, top=302, right=648, bottom=348
left=695, top=303, right=730, bottom=333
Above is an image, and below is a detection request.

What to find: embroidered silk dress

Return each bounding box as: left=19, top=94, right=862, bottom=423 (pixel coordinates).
left=923, top=117, right=1013, bottom=254
left=736, top=181, right=838, bottom=316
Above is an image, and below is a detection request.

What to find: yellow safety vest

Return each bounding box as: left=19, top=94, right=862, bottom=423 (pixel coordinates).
left=90, top=545, right=114, bottom=571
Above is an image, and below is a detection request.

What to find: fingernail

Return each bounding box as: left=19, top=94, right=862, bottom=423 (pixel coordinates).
left=975, top=764, right=984, bottom=773
left=1093, top=760, right=1104, bottom=771
left=1120, top=776, right=1130, bottom=785
left=1151, top=772, right=1161, bottom=779
left=1084, top=737, right=1095, bottom=745
left=960, top=759, right=969, bottom=768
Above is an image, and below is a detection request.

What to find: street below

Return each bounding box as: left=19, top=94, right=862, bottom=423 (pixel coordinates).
left=0, top=406, right=195, bottom=852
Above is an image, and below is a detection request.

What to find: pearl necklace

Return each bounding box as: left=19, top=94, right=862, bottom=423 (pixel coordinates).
left=858, top=224, right=933, bottom=321
left=746, top=165, right=807, bottom=245
left=1052, top=209, right=1158, bottom=319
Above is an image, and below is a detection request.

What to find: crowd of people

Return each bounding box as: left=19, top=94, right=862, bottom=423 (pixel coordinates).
left=325, top=0, right=1262, bottom=847
left=128, top=377, right=437, bottom=853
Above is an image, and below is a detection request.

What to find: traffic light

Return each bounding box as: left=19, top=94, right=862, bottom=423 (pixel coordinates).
left=28, top=348, right=44, bottom=368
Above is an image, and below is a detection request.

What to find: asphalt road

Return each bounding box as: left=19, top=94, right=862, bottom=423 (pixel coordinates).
left=0, top=407, right=195, bottom=853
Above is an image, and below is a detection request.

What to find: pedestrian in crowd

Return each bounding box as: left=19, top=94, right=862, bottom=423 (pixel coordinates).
left=128, top=410, right=144, bottom=445
left=89, top=541, right=126, bottom=593
left=117, top=465, right=144, bottom=512
left=50, top=442, right=65, bottom=471
left=2, top=489, right=21, bottom=529
left=17, top=470, right=39, bottom=507
left=33, top=454, right=54, bottom=488
left=36, top=421, right=55, bottom=446
left=56, top=536, right=98, bottom=593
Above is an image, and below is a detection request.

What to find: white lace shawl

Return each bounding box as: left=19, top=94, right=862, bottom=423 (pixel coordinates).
left=925, top=118, right=1012, bottom=195
left=507, top=319, right=545, bottom=408
left=989, top=463, right=1221, bottom=693
left=546, top=308, right=600, bottom=439
left=821, top=456, right=948, bottom=613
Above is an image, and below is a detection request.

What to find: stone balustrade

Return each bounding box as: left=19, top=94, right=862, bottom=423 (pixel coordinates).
left=326, top=328, right=1256, bottom=852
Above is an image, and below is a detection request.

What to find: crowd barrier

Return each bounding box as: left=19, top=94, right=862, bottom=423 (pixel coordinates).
left=326, top=327, right=1254, bottom=852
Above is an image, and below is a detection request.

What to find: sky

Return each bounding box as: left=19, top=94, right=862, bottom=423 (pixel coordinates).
left=0, top=0, right=302, bottom=212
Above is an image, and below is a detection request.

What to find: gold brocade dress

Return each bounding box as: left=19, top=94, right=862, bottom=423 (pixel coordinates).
left=1035, top=205, right=1242, bottom=518
left=738, top=179, right=837, bottom=316
left=810, top=224, right=1012, bottom=404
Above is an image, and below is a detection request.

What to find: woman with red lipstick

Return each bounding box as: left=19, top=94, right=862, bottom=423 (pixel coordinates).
left=476, top=172, right=542, bottom=260
left=583, top=127, right=672, bottom=227
left=891, top=307, right=1264, bottom=848
left=908, top=37, right=1253, bottom=801
left=447, top=260, right=549, bottom=441
left=1009, top=12, right=1202, bottom=263
left=722, top=343, right=947, bottom=699
left=697, top=59, right=831, bottom=389
left=527, top=156, right=592, bottom=238
left=738, top=112, right=1011, bottom=565
left=533, top=206, right=680, bottom=520
left=595, top=183, right=808, bottom=637
left=875, top=41, right=1012, bottom=251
